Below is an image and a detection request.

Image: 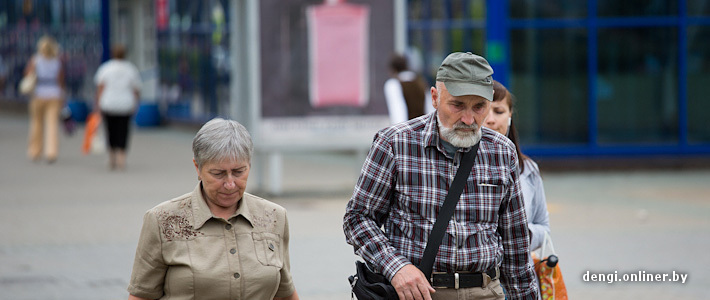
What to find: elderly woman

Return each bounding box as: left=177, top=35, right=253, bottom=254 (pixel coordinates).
left=127, top=118, right=299, bottom=300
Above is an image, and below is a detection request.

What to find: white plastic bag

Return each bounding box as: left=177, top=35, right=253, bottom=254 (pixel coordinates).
left=90, top=124, right=106, bottom=155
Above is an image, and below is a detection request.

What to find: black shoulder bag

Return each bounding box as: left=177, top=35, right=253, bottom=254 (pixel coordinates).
left=349, top=143, right=479, bottom=300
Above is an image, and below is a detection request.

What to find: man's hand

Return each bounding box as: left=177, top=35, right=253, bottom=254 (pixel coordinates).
left=391, top=264, right=436, bottom=300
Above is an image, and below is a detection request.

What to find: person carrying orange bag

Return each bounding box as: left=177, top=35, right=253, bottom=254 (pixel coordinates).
left=81, top=111, right=102, bottom=155
left=532, top=232, right=568, bottom=300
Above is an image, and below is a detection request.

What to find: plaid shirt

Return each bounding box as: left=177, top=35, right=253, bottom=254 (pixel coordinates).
left=344, top=112, right=539, bottom=300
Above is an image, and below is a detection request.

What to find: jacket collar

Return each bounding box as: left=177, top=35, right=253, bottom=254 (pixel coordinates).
left=191, top=183, right=254, bottom=230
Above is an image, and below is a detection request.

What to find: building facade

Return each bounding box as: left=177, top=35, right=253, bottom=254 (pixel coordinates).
left=1, top=0, right=709, bottom=158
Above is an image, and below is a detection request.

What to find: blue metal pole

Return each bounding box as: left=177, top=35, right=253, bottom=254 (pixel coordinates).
left=587, top=0, right=598, bottom=152
left=678, top=0, right=688, bottom=150
left=100, top=0, right=110, bottom=63
left=486, top=0, right=509, bottom=85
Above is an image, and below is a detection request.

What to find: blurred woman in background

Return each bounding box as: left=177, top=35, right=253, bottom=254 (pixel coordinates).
left=94, top=45, right=141, bottom=170
left=485, top=80, right=550, bottom=251
left=25, top=35, right=65, bottom=163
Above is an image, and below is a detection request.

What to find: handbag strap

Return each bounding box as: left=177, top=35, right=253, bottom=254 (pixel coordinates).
left=418, top=142, right=480, bottom=279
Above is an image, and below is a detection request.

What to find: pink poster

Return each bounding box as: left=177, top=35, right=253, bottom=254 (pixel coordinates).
left=307, top=0, right=370, bottom=108
left=156, top=0, right=168, bottom=30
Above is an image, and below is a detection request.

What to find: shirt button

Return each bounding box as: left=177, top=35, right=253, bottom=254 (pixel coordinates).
left=233, top=272, right=240, bottom=279
left=230, top=248, right=236, bottom=254
left=268, top=243, right=275, bottom=251
left=225, top=224, right=232, bottom=230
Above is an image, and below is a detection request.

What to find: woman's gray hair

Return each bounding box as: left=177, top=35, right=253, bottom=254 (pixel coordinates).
left=192, top=118, right=253, bottom=169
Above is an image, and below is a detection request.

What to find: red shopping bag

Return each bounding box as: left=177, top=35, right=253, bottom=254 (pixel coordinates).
left=532, top=232, right=568, bottom=300
left=81, top=112, right=103, bottom=155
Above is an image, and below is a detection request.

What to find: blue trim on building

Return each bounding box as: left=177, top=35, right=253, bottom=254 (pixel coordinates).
left=587, top=0, right=598, bottom=150
left=407, top=0, right=710, bottom=157
left=101, top=0, right=110, bottom=63
left=486, top=0, right=508, bottom=86
left=525, top=144, right=710, bottom=157
left=678, top=0, right=689, bottom=150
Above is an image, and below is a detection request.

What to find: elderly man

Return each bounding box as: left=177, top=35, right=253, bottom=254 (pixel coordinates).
left=344, top=52, right=539, bottom=300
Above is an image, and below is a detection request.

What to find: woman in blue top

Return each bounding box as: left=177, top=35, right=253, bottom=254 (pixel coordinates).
left=484, top=80, right=550, bottom=251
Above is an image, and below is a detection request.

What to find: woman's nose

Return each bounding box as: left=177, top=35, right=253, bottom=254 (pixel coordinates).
left=224, top=176, right=237, bottom=189
left=485, top=115, right=495, bottom=126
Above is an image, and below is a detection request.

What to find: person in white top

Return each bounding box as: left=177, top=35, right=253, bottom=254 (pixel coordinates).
left=383, top=54, right=431, bottom=124
left=94, top=45, right=141, bottom=170
left=25, top=35, right=65, bottom=163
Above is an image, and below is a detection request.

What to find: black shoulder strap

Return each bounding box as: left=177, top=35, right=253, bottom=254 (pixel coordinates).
left=418, top=142, right=480, bottom=279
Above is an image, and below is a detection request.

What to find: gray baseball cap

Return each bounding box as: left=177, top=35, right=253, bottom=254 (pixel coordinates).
left=435, top=52, right=494, bottom=101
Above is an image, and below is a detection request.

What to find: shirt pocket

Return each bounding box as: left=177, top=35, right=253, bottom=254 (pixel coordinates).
left=252, top=232, right=283, bottom=268
left=465, top=179, right=505, bottom=222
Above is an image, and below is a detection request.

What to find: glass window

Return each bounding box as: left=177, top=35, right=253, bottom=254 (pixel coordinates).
left=687, top=26, right=710, bottom=143
left=510, top=0, right=587, bottom=19
left=688, top=0, right=710, bottom=16
left=408, top=28, right=485, bottom=83
left=510, top=28, right=588, bottom=145
left=408, top=0, right=484, bottom=21
left=157, top=0, right=230, bottom=120
left=598, top=0, right=678, bottom=17
left=596, top=27, right=678, bottom=145
left=408, top=0, right=486, bottom=83
left=0, top=0, right=101, bottom=101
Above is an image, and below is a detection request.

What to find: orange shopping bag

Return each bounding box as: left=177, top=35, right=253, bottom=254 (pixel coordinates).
left=81, top=111, right=103, bottom=155
left=532, top=232, right=568, bottom=300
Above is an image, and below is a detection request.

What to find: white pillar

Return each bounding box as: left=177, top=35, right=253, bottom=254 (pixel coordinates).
left=231, top=0, right=265, bottom=191
left=394, top=0, right=407, bottom=54
left=111, top=0, right=158, bottom=102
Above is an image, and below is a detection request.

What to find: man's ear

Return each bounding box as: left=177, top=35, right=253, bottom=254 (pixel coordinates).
left=431, top=86, right=439, bottom=109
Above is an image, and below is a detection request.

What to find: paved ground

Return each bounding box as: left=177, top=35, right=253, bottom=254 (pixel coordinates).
left=1, top=110, right=709, bottom=299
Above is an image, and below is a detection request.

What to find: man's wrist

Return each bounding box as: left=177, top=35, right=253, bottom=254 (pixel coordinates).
left=380, top=254, right=411, bottom=281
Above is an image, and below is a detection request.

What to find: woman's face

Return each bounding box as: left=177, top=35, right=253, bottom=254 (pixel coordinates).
left=484, top=95, right=512, bottom=136
left=194, top=158, right=250, bottom=216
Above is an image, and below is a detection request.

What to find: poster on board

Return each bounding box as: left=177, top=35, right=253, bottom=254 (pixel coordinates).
left=259, top=0, right=395, bottom=148
left=307, top=1, right=369, bottom=108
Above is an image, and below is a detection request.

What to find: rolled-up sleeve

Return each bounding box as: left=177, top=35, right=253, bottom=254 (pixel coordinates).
left=527, top=171, right=550, bottom=251
left=127, top=210, right=167, bottom=299
left=275, top=212, right=296, bottom=298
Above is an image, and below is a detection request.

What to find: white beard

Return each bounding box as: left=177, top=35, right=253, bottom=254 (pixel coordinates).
left=437, top=114, right=482, bottom=147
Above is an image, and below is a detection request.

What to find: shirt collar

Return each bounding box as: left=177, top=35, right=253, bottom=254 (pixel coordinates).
left=190, top=183, right=254, bottom=230
left=423, top=112, right=440, bottom=149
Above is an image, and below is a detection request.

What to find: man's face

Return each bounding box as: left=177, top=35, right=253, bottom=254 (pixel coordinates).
left=431, top=82, right=490, bottom=147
